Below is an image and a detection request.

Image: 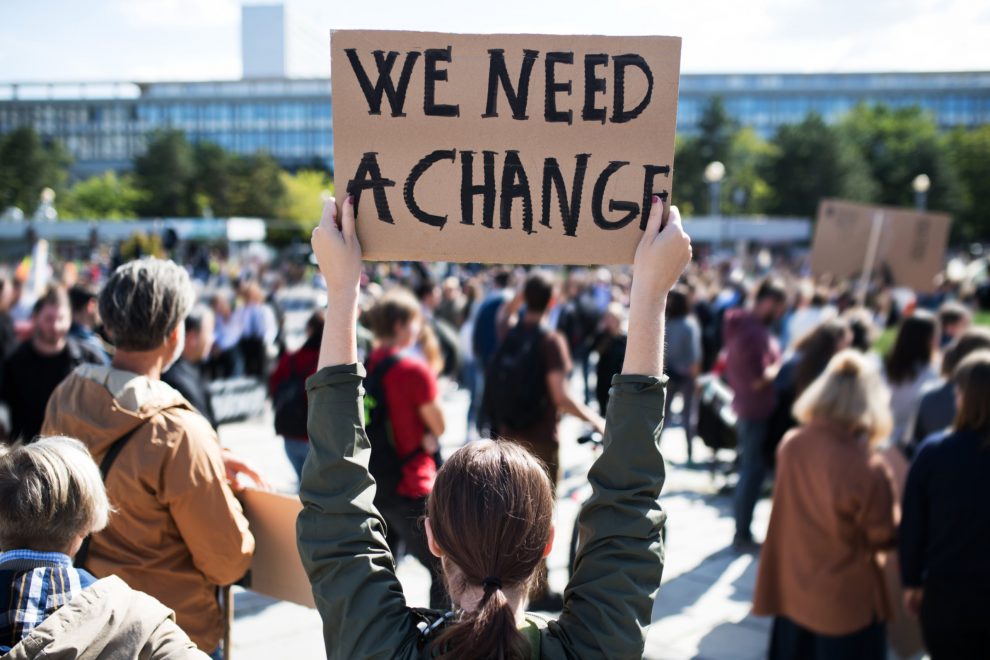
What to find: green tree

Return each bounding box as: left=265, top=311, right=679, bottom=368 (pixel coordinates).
left=0, top=126, right=71, bottom=215
left=228, top=153, right=286, bottom=218
left=723, top=128, right=774, bottom=215
left=673, top=97, right=738, bottom=215
left=193, top=141, right=236, bottom=217
left=133, top=130, right=197, bottom=216
left=59, top=171, right=146, bottom=219
left=278, top=169, right=333, bottom=229
left=944, top=125, right=990, bottom=241
left=839, top=104, right=960, bottom=214
left=761, top=113, right=877, bottom=217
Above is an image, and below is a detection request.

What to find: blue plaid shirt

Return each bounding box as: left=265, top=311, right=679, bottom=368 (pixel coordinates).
left=0, top=549, right=97, bottom=652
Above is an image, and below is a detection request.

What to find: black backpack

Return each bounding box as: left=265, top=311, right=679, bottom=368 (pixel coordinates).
left=273, top=355, right=309, bottom=439
left=483, top=323, right=551, bottom=432
left=365, top=354, right=421, bottom=500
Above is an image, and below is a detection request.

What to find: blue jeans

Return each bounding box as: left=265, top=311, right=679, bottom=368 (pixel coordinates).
left=734, top=417, right=768, bottom=542
left=283, top=438, right=309, bottom=481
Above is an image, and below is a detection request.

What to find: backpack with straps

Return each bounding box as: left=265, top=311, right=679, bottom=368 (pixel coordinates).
left=273, top=354, right=309, bottom=439
left=483, top=324, right=551, bottom=433
left=364, top=354, right=421, bottom=500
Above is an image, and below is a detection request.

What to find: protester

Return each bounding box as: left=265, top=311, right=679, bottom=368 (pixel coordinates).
left=593, top=301, right=628, bottom=417
left=0, top=276, right=16, bottom=360
left=754, top=350, right=897, bottom=659
left=936, top=300, right=970, bottom=347
left=208, top=292, right=242, bottom=379
left=785, top=283, right=835, bottom=349
left=723, top=279, right=787, bottom=551
left=911, top=327, right=990, bottom=445
left=163, top=303, right=218, bottom=429
left=365, top=287, right=447, bottom=609
left=67, top=283, right=110, bottom=364
left=663, top=285, right=702, bottom=463
left=0, top=286, right=104, bottom=443
left=768, top=318, right=853, bottom=465
left=415, top=279, right=462, bottom=379
left=900, top=350, right=990, bottom=658
left=298, top=194, right=689, bottom=659
left=470, top=268, right=512, bottom=435
left=0, top=436, right=207, bottom=658
left=269, top=309, right=324, bottom=480
left=41, top=258, right=257, bottom=655
left=884, top=311, right=941, bottom=452
left=238, top=281, right=277, bottom=378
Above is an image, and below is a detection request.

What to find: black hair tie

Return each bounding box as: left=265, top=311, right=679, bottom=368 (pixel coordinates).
left=482, top=577, right=503, bottom=592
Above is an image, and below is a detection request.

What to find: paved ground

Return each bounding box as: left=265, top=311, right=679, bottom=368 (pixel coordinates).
left=219, top=383, right=772, bottom=660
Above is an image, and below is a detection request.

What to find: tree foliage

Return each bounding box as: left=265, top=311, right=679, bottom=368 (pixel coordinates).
left=761, top=113, right=877, bottom=217
left=59, top=172, right=146, bottom=219
left=0, top=126, right=71, bottom=215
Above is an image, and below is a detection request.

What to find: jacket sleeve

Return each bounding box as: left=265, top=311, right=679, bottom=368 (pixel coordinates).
left=296, top=363, right=421, bottom=660
left=899, top=443, right=933, bottom=587
left=159, top=411, right=255, bottom=586
left=858, top=455, right=898, bottom=551
left=546, top=374, right=667, bottom=660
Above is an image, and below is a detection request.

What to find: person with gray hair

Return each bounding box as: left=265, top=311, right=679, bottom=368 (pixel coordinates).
left=0, top=435, right=206, bottom=658
left=41, top=257, right=258, bottom=655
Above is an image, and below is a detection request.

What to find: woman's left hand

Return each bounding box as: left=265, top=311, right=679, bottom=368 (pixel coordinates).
left=312, top=195, right=362, bottom=298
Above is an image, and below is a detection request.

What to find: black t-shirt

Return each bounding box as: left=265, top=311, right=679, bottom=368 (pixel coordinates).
left=0, top=338, right=103, bottom=442
left=163, top=357, right=217, bottom=429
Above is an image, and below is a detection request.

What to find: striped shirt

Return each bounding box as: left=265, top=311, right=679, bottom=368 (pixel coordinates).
left=0, top=549, right=97, bottom=652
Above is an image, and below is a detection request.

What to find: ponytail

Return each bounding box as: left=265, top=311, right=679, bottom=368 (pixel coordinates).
left=431, top=582, right=529, bottom=660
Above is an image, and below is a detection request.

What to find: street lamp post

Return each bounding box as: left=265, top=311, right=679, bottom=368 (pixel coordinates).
left=704, top=160, right=726, bottom=245
left=912, top=173, right=931, bottom=211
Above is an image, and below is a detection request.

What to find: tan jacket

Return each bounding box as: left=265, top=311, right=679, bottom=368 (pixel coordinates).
left=42, top=364, right=254, bottom=651
left=753, top=419, right=898, bottom=635
left=5, top=575, right=208, bottom=659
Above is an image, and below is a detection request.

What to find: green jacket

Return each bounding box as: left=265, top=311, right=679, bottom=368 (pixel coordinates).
left=297, top=363, right=667, bottom=659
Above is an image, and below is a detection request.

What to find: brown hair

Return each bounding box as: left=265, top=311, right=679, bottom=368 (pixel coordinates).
left=427, top=441, right=554, bottom=660
left=367, top=288, right=421, bottom=341
left=952, top=350, right=990, bottom=446
left=32, top=284, right=69, bottom=316
left=793, top=319, right=851, bottom=396
left=885, top=310, right=939, bottom=385
left=941, top=327, right=990, bottom=378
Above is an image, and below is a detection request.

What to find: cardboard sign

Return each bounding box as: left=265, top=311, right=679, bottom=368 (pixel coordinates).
left=331, top=30, right=682, bottom=264
left=810, top=199, right=951, bottom=293
left=240, top=488, right=315, bottom=608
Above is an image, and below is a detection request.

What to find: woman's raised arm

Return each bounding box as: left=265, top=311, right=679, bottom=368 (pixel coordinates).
left=312, top=195, right=363, bottom=369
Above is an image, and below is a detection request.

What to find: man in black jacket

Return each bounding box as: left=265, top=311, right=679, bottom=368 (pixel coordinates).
left=0, top=286, right=104, bottom=442
left=163, top=304, right=217, bottom=429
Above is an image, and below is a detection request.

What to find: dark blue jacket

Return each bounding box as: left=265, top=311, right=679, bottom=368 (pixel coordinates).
left=900, top=429, right=990, bottom=588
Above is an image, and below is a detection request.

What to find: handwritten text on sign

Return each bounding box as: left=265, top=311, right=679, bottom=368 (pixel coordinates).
left=331, top=31, right=682, bottom=264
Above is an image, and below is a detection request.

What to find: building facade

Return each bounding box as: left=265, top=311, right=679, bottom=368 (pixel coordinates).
left=1, top=70, right=987, bottom=178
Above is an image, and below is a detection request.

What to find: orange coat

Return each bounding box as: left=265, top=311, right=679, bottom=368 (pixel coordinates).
left=42, top=364, right=254, bottom=651
left=753, top=419, right=898, bottom=635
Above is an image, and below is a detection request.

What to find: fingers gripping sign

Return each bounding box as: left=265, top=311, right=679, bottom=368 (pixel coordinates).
left=312, top=195, right=364, bottom=296
left=634, top=196, right=692, bottom=296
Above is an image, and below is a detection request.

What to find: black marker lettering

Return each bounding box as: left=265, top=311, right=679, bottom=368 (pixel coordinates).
left=640, top=164, right=671, bottom=228
left=592, top=161, right=637, bottom=230
left=611, top=54, right=654, bottom=124
left=483, top=49, right=539, bottom=120
left=544, top=52, right=574, bottom=124
left=346, top=152, right=396, bottom=223
left=542, top=154, right=590, bottom=237
left=423, top=47, right=460, bottom=117
left=344, top=49, right=421, bottom=117
left=582, top=54, right=608, bottom=124
left=499, top=150, right=534, bottom=231
left=460, top=150, right=497, bottom=228
left=404, top=149, right=456, bottom=229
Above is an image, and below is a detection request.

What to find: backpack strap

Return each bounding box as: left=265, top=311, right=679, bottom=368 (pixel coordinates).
left=73, top=421, right=147, bottom=570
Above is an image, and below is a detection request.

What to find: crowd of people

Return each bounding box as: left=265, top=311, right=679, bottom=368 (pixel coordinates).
left=0, top=194, right=988, bottom=657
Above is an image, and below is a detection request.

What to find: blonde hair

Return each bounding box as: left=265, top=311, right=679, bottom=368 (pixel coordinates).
left=793, top=349, right=893, bottom=446
left=0, top=436, right=111, bottom=552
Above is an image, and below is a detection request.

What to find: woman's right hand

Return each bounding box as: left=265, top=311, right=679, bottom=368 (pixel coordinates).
left=312, top=195, right=362, bottom=299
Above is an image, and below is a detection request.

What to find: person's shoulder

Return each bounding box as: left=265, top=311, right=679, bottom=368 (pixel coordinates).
left=3, top=339, right=33, bottom=365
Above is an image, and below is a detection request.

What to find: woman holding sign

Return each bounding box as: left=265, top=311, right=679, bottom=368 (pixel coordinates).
left=297, top=194, right=691, bottom=659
